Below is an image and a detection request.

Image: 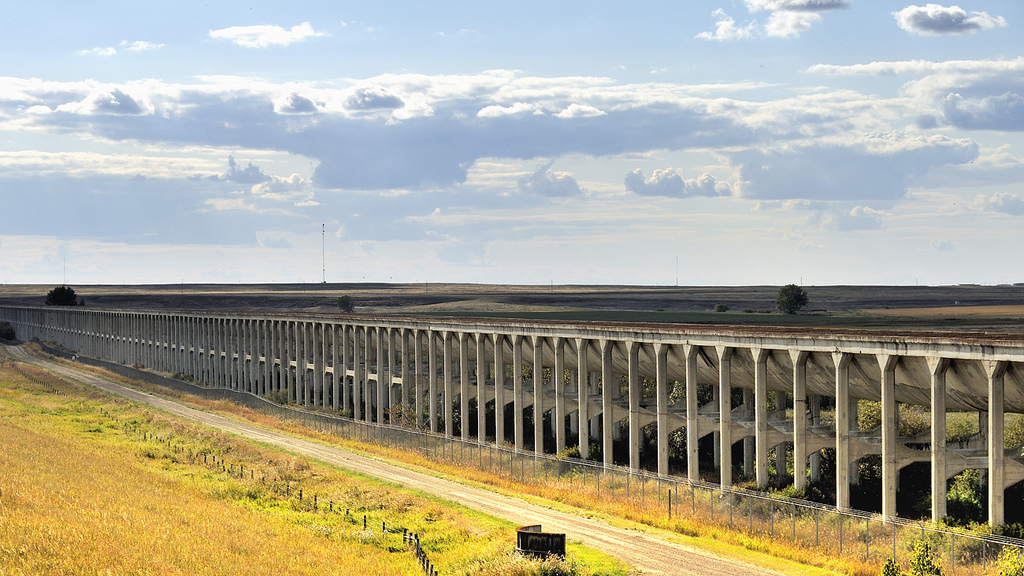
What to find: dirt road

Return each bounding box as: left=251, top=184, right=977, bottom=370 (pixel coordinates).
left=7, top=344, right=788, bottom=576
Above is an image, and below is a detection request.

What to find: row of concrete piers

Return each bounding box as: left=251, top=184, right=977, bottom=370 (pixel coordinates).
left=3, top=305, right=1022, bottom=525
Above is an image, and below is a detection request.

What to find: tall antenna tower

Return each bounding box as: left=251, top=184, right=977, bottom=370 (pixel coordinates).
left=321, top=224, right=326, bottom=284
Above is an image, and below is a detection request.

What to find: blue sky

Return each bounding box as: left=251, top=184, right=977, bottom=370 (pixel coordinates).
left=1, top=1, right=1022, bottom=286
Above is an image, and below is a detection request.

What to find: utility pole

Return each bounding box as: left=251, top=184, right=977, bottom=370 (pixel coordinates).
left=322, top=224, right=326, bottom=284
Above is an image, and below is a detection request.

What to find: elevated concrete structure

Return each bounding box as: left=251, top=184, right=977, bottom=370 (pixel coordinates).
left=3, top=305, right=1023, bottom=525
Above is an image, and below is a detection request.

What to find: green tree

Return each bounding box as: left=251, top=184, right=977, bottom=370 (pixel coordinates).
left=775, top=284, right=809, bottom=314
left=908, top=540, right=942, bottom=576
left=337, top=295, right=354, bottom=313
left=881, top=557, right=903, bottom=576
left=713, top=303, right=729, bottom=312
left=1000, top=548, right=1024, bottom=576
left=45, top=285, right=81, bottom=306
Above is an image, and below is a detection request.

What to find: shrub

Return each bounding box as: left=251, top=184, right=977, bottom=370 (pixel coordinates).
left=0, top=321, right=14, bottom=341
left=45, top=285, right=81, bottom=306
left=713, top=303, right=729, bottom=312
left=337, top=296, right=354, bottom=313
left=908, top=540, right=943, bottom=576
left=881, top=557, right=902, bottom=576
left=1000, top=548, right=1024, bottom=576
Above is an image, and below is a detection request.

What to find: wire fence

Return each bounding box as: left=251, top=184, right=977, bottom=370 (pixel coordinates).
left=40, top=344, right=1024, bottom=575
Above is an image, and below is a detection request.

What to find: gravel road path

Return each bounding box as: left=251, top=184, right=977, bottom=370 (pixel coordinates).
left=7, top=344, right=787, bottom=576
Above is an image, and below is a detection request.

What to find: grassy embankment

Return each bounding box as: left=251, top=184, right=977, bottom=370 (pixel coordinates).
left=46, top=354, right=858, bottom=576
left=0, top=349, right=626, bottom=575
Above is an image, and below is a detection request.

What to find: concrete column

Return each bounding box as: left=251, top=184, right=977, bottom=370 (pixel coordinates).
left=753, top=348, right=769, bottom=488
left=655, top=343, right=670, bottom=476
left=791, top=350, right=809, bottom=491
left=331, top=324, right=340, bottom=410
left=460, top=332, right=471, bottom=441
left=775, top=391, right=787, bottom=476
left=494, top=334, right=506, bottom=447
left=414, top=329, right=424, bottom=428
left=834, top=352, right=853, bottom=512
left=601, top=339, right=614, bottom=466
left=365, top=326, right=374, bottom=421
left=476, top=333, right=487, bottom=442
left=400, top=329, right=410, bottom=416
left=298, top=322, right=309, bottom=404
left=353, top=326, right=363, bottom=420
left=743, top=388, right=755, bottom=477
left=427, top=331, right=437, bottom=432
left=879, top=354, right=899, bottom=520
left=533, top=335, right=545, bottom=454
left=718, top=346, right=734, bottom=487
left=387, top=328, right=396, bottom=422
left=513, top=335, right=524, bottom=451
left=986, top=360, right=1007, bottom=526
left=377, top=327, right=386, bottom=424
left=577, top=338, right=590, bottom=460
left=928, top=357, right=949, bottom=522
left=344, top=325, right=352, bottom=409
left=628, top=341, right=641, bottom=473
left=685, top=344, right=700, bottom=482
left=313, top=323, right=324, bottom=407
left=443, top=331, right=453, bottom=436
left=554, top=337, right=566, bottom=453
left=809, top=394, right=822, bottom=481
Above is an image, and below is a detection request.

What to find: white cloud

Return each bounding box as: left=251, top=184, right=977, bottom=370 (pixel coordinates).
left=209, top=22, right=326, bottom=48
left=696, top=10, right=757, bottom=41
left=894, top=4, right=1007, bottom=35
left=120, top=40, right=165, bottom=52
left=973, top=192, right=1024, bottom=216
left=930, top=239, right=955, bottom=250
left=554, top=103, right=606, bottom=118
left=517, top=162, right=584, bottom=197
left=78, top=47, right=117, bottom=57
left=477, top=102, right=539, bottom=118
left=624, top=169, right=731, bottom=198
left=699, top=0, right=847, bottom=40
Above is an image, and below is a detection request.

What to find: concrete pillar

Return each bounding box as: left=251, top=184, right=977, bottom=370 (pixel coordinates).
left=987, top=360, right=1007, bottom=526
left=834, top=352, right=853, bottom=511
left=809, top=394, right=822, bottom=481
left=476, top=333, right=487, bottom=442
left=460, top=332, right=471, bottom=441
left=377, top=327, right=386, bottom=424
left=928, top=357, right=949, bottom=522
left=353, top=326, right=363, bottom=420
left=400, top=329, right=410, bottom=416
left=577, top=338, right=590, bottom=459
left=533, top=335, right=545, bottom=454
left=494, top=334, right=506, bottom=447
left=879, top=354, right=899, bottom=520
left=753, top=348, right=769, bottom=488
left=718, top=346, right=734, bottom=487
left=313, top=323, right=324, bottom=407
left=554, top=337, right=566, bottom=453
left=743, top=388, right=755, bottom=477
left=628, top=341, right=641, bottom=472
left=791, top=349, right=809, bottom=491
left=775, top=391, right=787, bottom=476
left=298, top=322, right=308, bottom=404
left=513, top=335, right=524, bottom=451
left=428, top=330, right=438, bottom=433
left=601, top=339, right=614, bottom=466
left=365, top=326, right=374, bottom=421
left=685, top=344, right=699, bottom=482
left=656, top=343, right=670, bottom=476
left=443, top=331, right=453, bottom=436
left=331, top=324, right=340, bottom=410
left=414, top=329, right=423, bottom=428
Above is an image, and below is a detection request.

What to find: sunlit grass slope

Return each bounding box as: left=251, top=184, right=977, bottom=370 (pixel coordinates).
left=0, top=353, right=618, bottom=575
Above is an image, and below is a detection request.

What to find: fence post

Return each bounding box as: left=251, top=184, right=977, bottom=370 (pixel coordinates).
left=668, top=489, right=672, bottom=520
left=864, top=517, right=869, bottom=562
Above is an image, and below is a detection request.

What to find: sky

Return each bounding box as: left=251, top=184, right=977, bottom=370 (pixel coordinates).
left=1, top=1, right=1022, bottom=287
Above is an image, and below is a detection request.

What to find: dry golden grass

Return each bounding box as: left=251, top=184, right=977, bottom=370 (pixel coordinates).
left=0, top=352, right=614, bottom=576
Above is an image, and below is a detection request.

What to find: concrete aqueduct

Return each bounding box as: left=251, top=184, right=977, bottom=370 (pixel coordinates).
left=3, top=305, right=1023, bottom=526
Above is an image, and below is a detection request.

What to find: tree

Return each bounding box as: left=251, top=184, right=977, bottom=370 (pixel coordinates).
left=775, top=284, right=809, bottom=314
left=337, top=295, right=354, bottom=313
left=45, top=285, right=81, bottom=306
left=881, top=558, right=903, bottom=576
left=713, top=303, right=729, bottom=312
left=0, top=321, right=15, bottom=341
left=908, top=540, right=943, bottom=576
